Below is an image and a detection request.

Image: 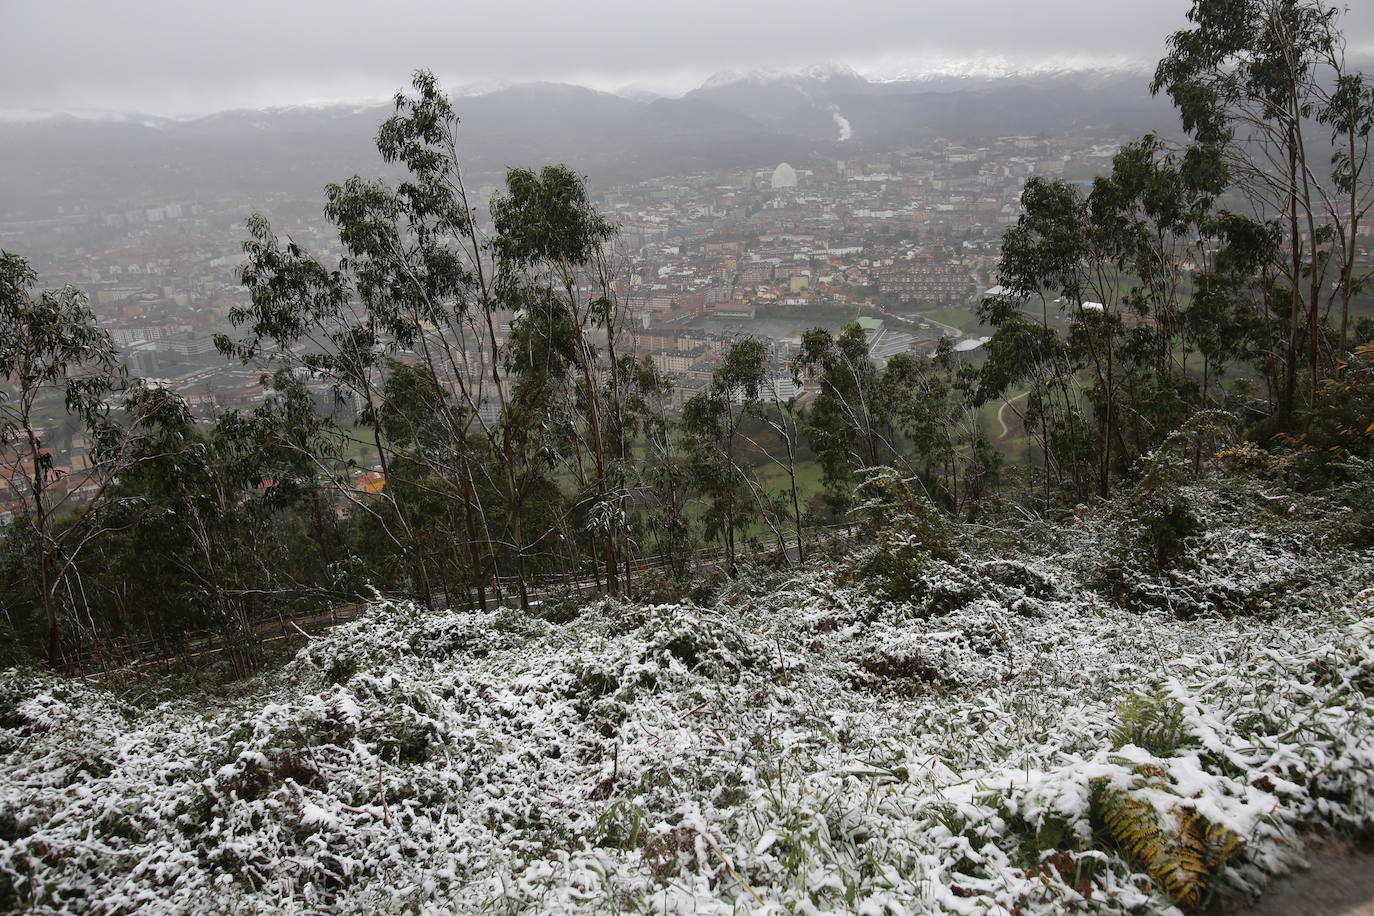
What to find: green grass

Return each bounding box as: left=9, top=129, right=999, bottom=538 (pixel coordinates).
left=917, top=307, right=985, bottom=332
left=751, top=458, right=825, bottom=502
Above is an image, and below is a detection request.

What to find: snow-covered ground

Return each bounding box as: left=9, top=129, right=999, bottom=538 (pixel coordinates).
left=2, top=482, right=1372, bottom=914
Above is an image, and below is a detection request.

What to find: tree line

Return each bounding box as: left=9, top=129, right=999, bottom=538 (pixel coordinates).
left=2, top=0, right=1373, bottom=672
left=982, top=0, right=1374, bottom=505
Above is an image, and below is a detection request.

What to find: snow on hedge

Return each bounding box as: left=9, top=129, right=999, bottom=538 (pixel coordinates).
left=2, top=485, right=1373, bottom=914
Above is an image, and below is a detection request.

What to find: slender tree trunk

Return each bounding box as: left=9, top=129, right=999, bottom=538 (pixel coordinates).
left=23, top=419, right=62, bottom=669
left=42, top=546, right=59, bottom=669
left=602, top=280, right=632, bottom=599
left=784, top=418, right=805, bottom=564
left=570, top=306, right=618, bottom=597
left=1102, top=325, right=1113, bottom=498
left=1299, top=140, right=1321, bottom=412
left=724, top=409, right=738, bottom=574
left=475, top=299, right=529, bottom=610
left=458, top=450, right=488, bottom=613
left=1338, top=123, right=1359, bottom=369
left=509, top=487, right=531, bottom=611
left=1283, top=123, right=1303, bottom=428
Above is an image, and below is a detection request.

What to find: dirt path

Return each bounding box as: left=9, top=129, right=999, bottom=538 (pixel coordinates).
left=996, top=391, right=1029, bottom=440
left=1230, top=841, right=1374, bottom=915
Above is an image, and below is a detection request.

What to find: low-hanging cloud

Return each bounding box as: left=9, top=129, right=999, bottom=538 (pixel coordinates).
left=4, top=0, right=1372, bottom=116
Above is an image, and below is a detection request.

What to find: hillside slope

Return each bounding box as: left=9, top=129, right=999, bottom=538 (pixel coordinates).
left=2, top=480, right=1373, bottom=914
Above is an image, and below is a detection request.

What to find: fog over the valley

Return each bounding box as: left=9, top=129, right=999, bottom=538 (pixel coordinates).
left=10, top=0, right=1372, bottom=116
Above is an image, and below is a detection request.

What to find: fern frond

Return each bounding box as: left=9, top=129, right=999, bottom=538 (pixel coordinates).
left=1093, top=769, right=1244, bottom=909
left=1112, top=691, right=1193, bottom=757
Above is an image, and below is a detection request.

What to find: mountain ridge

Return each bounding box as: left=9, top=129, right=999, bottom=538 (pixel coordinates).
left=1, top=60, right=1162, bottom=126
left=0, top=65, right=1175, bottom=214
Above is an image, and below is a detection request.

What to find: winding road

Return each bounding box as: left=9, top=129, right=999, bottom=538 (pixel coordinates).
left=996, top=391, right=1029, bottom=441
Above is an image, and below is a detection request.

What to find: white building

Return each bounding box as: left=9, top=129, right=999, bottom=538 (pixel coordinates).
left=770, top=162, right=798, bottom=190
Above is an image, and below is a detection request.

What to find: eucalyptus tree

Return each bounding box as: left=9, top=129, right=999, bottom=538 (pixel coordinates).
left=1317, top=68, right=1374, bottom=361
left=491, top=165, right=625, bottom=596
left=682, top=343, right=777, bottom=574
left=976, top=297, right=1090, bottom=506
left=620, top=355, right=695, bottom=583
left=0, top=252, right=132, bottom=666
left=226, top=209, right=443, bottom=610
left=1186, top=212, right=1283, bottom=415
left=680, top=406, right=734, bottom=571
left=214, top=370, right=355, bottom=609
left=708, top=338, right=795, bottom=561
left=767, top=382, right=809, bottom=563
left=794, top=323, right=898, bottom=508
left=1092, top=137, right=1227, bottom=374
left=224, top=71, right=627, bottom=610
left=994, top=174, right=1147, bottom=496
left=1152, top=0, right=1374, bottom=419
left=225, top=71, right=523, bottom=611
left=77, top=373, right=352, bottom=674
left=989, top=133, right=1253, bottom=496
left=721, top=339, right=809, bottom=564
left=378, top=360, right=492, bottom=608
left=881, top=337, right=998, bottom=513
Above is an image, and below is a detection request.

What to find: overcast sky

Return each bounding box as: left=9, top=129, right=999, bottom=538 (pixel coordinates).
left=6, top=0, right=1374, bottom=116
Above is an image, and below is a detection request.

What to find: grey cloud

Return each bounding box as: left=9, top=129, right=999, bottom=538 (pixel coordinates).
left=5, top=0, right=1373, bottom=115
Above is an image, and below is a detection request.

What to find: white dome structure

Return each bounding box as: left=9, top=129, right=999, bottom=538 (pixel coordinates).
left=770, top=162, right=798, bottom=189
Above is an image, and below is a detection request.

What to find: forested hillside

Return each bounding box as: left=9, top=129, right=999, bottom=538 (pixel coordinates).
left=2, top=1, right=1374, bottom=912
left=3, top=9, right=1373, bottom=670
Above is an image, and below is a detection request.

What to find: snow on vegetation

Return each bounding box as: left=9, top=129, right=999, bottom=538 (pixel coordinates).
left=2, top=481, right=1373, bottom=914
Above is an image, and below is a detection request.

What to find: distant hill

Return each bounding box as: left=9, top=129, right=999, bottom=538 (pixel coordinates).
left=0, top=66, right=1176, bottom=215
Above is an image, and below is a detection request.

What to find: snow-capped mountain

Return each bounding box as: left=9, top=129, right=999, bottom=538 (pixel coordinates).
left=700, top=62, right=867, bottom=91
left=0, top=108, right=182, bottom=129
left=860, top=53, right=1153, bottom=86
